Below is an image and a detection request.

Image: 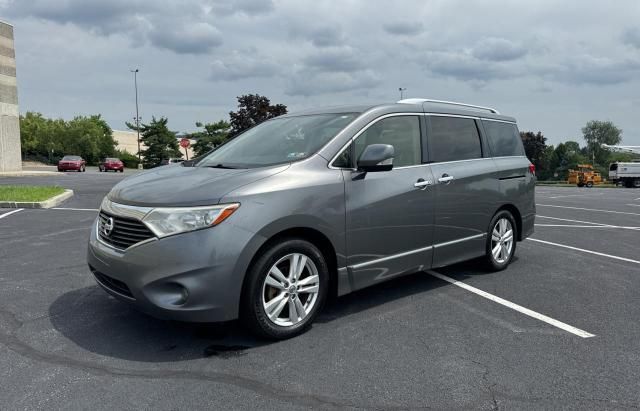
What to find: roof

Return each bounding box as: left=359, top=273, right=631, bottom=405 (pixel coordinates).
left=285, top=100, right=516, bottom=122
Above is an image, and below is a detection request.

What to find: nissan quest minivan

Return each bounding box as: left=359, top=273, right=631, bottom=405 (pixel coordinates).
left=88, top=99, right=536, bottom=339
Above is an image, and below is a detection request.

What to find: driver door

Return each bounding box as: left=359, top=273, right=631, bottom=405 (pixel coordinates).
left=342, top=114, right=436, bottom=290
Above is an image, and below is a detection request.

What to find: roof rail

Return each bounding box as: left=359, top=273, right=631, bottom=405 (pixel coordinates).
left=397, top=98, right=500, bottom=114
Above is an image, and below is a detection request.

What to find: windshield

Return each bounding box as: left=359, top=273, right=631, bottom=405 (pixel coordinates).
left=62, top=156, right=81, bottom=161
left=197, top=113, right=357, bottom=168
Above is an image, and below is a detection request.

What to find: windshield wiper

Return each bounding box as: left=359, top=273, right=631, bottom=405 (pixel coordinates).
left=206, top=163, right=238, bottom=169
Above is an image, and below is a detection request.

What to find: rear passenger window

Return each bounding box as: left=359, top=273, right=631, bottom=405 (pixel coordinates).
left=429, top=116, right=482, bottom=162
left=354, top=116, right=421, bottom=167
left=482, top=120, right=525, bottom=157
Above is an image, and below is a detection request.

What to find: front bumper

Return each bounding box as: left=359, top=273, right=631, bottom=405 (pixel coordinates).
left=87, top=214, right=263, bottom=322
left=58, top=165, right=82, bottom=171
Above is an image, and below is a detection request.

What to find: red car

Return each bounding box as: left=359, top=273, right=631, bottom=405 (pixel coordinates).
left=58, top=155, right=86, bottom=172
left=99, top=158, right=124, bottom=173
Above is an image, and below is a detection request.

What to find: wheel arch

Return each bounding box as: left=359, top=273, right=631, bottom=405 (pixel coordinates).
left=495, top=204, right=523, bottom=241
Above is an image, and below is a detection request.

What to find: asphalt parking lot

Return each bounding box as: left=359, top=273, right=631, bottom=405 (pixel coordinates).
left=1, top=173, right=640, bottom=410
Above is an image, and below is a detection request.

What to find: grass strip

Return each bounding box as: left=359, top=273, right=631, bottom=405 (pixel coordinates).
left=0, top=185, right=66, bottom=202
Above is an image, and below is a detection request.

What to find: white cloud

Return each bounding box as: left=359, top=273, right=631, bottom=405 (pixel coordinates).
left=2, top=0, right=639, bottom=144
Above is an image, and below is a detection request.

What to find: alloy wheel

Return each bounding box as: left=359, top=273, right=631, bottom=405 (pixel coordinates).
left=491, top=218, right=514, bottom=264
left=261, top=253, right=320, bottom=327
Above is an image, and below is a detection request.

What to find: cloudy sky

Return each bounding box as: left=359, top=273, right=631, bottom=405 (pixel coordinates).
left=3, top=0, right=640, bottom=145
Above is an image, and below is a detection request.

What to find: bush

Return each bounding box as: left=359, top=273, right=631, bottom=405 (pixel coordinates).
left=114, top=150, right=140, bottom=169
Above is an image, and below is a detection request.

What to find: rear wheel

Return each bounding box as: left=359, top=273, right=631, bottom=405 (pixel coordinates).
left=483, top=210, right=517, bottom=271
left=634, top=179, right=640, bottom=188
left=586, top=181, right=594, bottom=188
left=243, top=239, right=328, bottom=339
left=577, top=183, right=584, bottom=187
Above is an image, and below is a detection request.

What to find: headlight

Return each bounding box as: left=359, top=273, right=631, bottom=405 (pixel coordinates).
left=142, top=203, right=240, bottom=238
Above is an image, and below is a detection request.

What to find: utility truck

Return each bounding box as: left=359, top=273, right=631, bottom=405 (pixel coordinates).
left=609, top=162, right=640, bottom=188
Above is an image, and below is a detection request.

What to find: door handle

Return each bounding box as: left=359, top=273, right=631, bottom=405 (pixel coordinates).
left=438, top=174, right=454, bottom=184
left=414, top=178, right=432, bottom=189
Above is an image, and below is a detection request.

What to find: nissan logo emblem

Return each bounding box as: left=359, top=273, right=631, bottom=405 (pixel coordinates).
left=103, top=217, right=114, bottom=237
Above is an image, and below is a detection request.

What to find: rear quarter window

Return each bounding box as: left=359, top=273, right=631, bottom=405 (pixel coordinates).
left=482, top=120, right=525, bottom=157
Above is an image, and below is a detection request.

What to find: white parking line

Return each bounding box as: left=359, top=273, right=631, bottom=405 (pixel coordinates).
left=0, top=208, right=23, bottom=220
left=537, top=204, right=640, bottom=216
left=50, top=207, right=99, bottom=211
left=528, top=238, right=640, bottom=265
left=535, top=224, right=620, bottom=228
left=547, top=193, right=604, bottom=199
left=626, top=204, right=640, bottom=208
left=537, top=215, right=640, bottom=231
left=426, top=270, right=595, bottom=338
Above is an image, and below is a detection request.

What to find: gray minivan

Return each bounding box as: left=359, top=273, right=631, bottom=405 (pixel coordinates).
left=88, top=99, right=535, bottom=339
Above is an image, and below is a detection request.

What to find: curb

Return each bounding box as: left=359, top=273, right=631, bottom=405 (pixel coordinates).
left=0, top=189, right=74, bottom=209
left=0, top=171, right=63, bottom=177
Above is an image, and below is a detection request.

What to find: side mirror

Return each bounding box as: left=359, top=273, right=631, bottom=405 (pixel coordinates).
left=357, top=144, right=394, bottom=172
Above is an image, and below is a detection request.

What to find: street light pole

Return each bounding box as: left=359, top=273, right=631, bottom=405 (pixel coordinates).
left=398, top=87, right=407, bottom=100
left=131, top=69, right=141, bottom=168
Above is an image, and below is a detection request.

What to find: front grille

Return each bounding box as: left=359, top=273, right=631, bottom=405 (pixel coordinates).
left=98, top=211, right=155, bottom=250
left=90, top=266, right=135, bottom=299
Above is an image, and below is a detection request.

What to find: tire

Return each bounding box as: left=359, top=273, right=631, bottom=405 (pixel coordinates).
left=483, top=210, right=517, bottom=271
left=243, top=238, right=329, bottom=340
left=82, top=166, right=86, bottom=172
left=120, top=169, right=124, bottom=173
left=586, top=181, right=593, bottom=188
left=577, top=183, right=584, bottom=187
left=634, top=179, right=640, bottom=188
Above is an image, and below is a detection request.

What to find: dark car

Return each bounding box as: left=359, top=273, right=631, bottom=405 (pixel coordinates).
left=58, top=155, right=86, bottom=172
left=99, top=158, right=124, bottom=173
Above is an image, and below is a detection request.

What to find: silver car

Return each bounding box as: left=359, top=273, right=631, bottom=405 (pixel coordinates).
left=87, top=99, right=536, bottom=339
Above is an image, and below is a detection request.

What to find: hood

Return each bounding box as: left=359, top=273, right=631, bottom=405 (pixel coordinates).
left=108, top=164, right=289, bottom=207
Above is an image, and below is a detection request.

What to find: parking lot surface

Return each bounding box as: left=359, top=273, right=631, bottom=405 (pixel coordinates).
left=1, top=173, right=640, bottom=409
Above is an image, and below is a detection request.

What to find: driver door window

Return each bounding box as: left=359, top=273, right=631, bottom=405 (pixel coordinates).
left=354, top=116, right=422, bottom=167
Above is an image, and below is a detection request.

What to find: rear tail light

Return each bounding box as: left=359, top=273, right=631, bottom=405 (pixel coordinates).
left=528, top=163, right=536, bottom=175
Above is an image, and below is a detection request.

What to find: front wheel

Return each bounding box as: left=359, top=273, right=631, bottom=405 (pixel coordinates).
left=483, top=210, right=517, bottom=271
left=243, top=239, right=328, bottom=339
left=586, top=181, right=594, bottom=188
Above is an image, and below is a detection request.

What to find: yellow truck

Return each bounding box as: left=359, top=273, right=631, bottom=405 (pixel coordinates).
left=567, top=164, right=602, bottom=187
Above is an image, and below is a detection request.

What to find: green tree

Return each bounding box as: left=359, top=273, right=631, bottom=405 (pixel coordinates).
left=19, top=112, right=115, bottom=164
left=127, top=116, right=181, bottom=168
left=550, top=140, right=586, bottom=180
left=228, top=94, right=287, bottom=137
left=191, top=120, right=231, bottom=157
left=65, top=115, right=116, bottom=164
left=520, top=131, right=549, bottom=175
left=582, top=120, right=623, bottom=165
